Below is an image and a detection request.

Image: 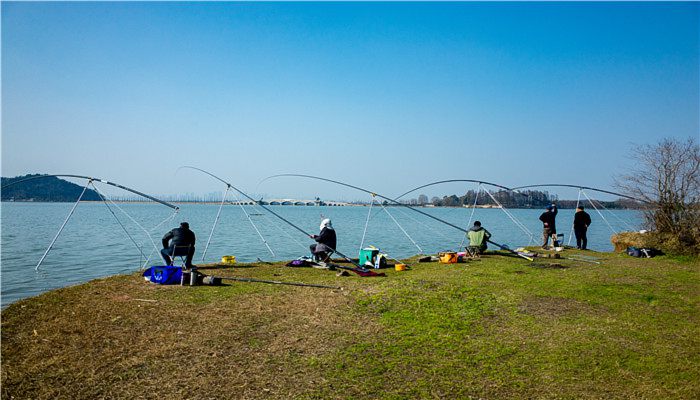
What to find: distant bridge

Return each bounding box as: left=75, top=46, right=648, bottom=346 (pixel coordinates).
left=229, top=199, right=352, bottom=206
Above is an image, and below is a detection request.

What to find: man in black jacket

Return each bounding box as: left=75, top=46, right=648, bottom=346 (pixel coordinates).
left=309, top=218, right=337, bottom=262
left=161, top=222, right=196, bottom=268
left=573, top=206, right=592, bottom=250
left=539, top=204, right=558, bottom=248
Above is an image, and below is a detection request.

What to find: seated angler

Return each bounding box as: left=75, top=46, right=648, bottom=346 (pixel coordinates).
left=161, top=222, right=196, bottom=269
left=309, top=218, right=337, bottom=262
left=467, top=220, right=492, bottom=255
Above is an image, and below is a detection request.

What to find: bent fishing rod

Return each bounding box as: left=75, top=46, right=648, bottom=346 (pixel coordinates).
left=178, top=166, right=366, bottom=269
left=3, top=174, right=178, bottom=270
left=510, top=184, right=650, bottom=204
left=1, top=174, right=179, bottom=210
left=394, top=179, right=526, bottom=201
left=260, top=174, right=533, bottom=261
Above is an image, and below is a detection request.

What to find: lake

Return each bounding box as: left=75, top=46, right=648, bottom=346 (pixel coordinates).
left=1, top=202, right=642, bottom=306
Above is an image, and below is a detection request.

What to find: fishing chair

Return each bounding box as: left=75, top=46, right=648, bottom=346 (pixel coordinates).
left=168, top=244, right=192, bottom=268
left=314, top=250, right=334, bottom=264
left=465, top=246, right=482, bottom=259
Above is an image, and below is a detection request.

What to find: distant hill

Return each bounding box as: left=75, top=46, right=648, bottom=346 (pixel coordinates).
left=1, top=174, right=101, bottom=202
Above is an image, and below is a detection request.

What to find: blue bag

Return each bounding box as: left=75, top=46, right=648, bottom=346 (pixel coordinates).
left=143, top=266, right=183, bottom=285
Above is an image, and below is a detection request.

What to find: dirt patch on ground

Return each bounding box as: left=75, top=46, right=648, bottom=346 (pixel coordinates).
left=1, top=269, right=381, bottom=400
left=518, top=295, right=604, bottom=319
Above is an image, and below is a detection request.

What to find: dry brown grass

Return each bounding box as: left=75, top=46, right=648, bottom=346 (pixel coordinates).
left=1, top=263, right=381, bottom=400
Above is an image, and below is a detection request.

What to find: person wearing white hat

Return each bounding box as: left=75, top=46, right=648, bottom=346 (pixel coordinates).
left=309, top=218, right=337, bottom=262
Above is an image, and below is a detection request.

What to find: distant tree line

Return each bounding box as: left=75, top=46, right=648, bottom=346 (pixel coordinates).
left=400, top=189, right=640, bottom=209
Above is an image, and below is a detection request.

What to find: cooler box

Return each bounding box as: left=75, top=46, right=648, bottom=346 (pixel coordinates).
left=359, top=248, right=380, bottom=267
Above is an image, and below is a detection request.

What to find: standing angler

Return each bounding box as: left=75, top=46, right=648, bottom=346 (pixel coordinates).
left=161, top=222, right=196, bottom=269
left=573, top=205, right=592, bottom=250
left=539, top=204, right=558, bottom=249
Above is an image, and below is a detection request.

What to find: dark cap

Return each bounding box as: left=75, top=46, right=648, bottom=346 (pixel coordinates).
left=473, top=221, right=482, bottom=227
left=180, top=222, right=189, bottom=229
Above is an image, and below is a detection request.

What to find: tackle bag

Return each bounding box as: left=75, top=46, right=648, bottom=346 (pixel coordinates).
left=143, top=266, right=183, bottom=285
left=626, top=246, right=661, bottom=258
left=439, top=252, right=458, bottom=264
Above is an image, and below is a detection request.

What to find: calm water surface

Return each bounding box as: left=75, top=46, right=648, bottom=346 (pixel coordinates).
left=1, top=202, right=641, bottom=306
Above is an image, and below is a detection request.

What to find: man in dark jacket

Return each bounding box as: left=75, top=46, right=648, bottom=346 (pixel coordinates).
left=161, top=222, right=196, bottom=268
left=539, top=204, right=558, bottom=248
left=309, top=218, right=337, bottom=262
left=573, top=206, right=592, bottom=250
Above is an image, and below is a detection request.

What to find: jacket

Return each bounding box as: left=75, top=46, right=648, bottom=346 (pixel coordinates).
left=573, top=210, right=592, bottom=229
left=539, top=207, right=558, bottom=231
left=313, top=227, right=337, bottom=252
left=162, top=227, right=196, bottom=249
left=468, top=226, right=491, bottom=246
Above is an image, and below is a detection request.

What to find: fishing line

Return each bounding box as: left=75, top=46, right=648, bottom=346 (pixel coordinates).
left=230, top=190, right=276, bottom=258
left=261, top=174, right=533, bottom=260
left=380, top=203, right=423, bottom=254
left=201, top=186, right=231, bottom=261
left=483, top=189, right=536, bottom=244
left=567, top=189, right=583, bottom=246
left=458, top=183, right=482, bottom=249
left=181, top=167, right=363, bottom=267
left=151, top=208, right=180, bottom=232
left=581, top=190, right=617, bottom=234
left=35, top=180, right=91, bottom=271
left=359, top=194, right=376, bottom=251
left=2, top=174, right=179, bottom=209
left=240, top=201, right=309, bottom=252
left=511, top=183, right=649, bottom=204
left=91, top=182, right=148, bottom=265
left=142, top=209, right=180, bottom=269
left=390, top=205, right=455, bottom=244
left=96, top=187, right=162, bottom=256
left=589, top=197, right=636, bottom=231
left=91, top=183, right=167, bottom=268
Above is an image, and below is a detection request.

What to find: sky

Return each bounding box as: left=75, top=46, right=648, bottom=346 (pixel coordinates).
left=2, top=1, right=699, bottom=201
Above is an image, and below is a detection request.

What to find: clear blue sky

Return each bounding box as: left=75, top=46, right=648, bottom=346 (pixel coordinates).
left=2, top=2, right=698, bottom=201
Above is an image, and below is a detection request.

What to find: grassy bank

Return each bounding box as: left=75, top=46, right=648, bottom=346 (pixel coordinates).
left=2, top=250, right=699, bottom=399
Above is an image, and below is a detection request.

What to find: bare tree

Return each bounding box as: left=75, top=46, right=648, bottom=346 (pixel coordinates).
left=616, top=137, right=700, bottom=251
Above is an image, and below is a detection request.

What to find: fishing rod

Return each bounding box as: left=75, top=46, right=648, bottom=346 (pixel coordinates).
left=394, top=179, right=526, bottom=201
left=178, top=166, right=367, bottom=269
left=3, top=174, right=178, bottom=270
left=260, top=174, right=533, bottom=261
left=1, top=174, right=179, bottom=210
left=219, top=276, right=341, bottom=290
left=486, top=240, right=534, bottom=261
left=510, top=184, right=650, bottom=204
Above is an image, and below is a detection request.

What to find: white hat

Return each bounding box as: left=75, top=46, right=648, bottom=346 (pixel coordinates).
left=320, top=218, right=333, bottom=230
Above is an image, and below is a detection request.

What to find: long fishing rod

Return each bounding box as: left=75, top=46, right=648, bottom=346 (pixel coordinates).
left=178, top=166, right=365, bottom=268
left=394, top=179, right=525, bottom=201
left=4, top=174, right=178, bottom=270
left=219, top=276, right=340, bottom=290
left=261, top=174, right=533, bottom=261
left=510, top=184, right=650, bottom=204
left=1, top=174, right=178, bottom=210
